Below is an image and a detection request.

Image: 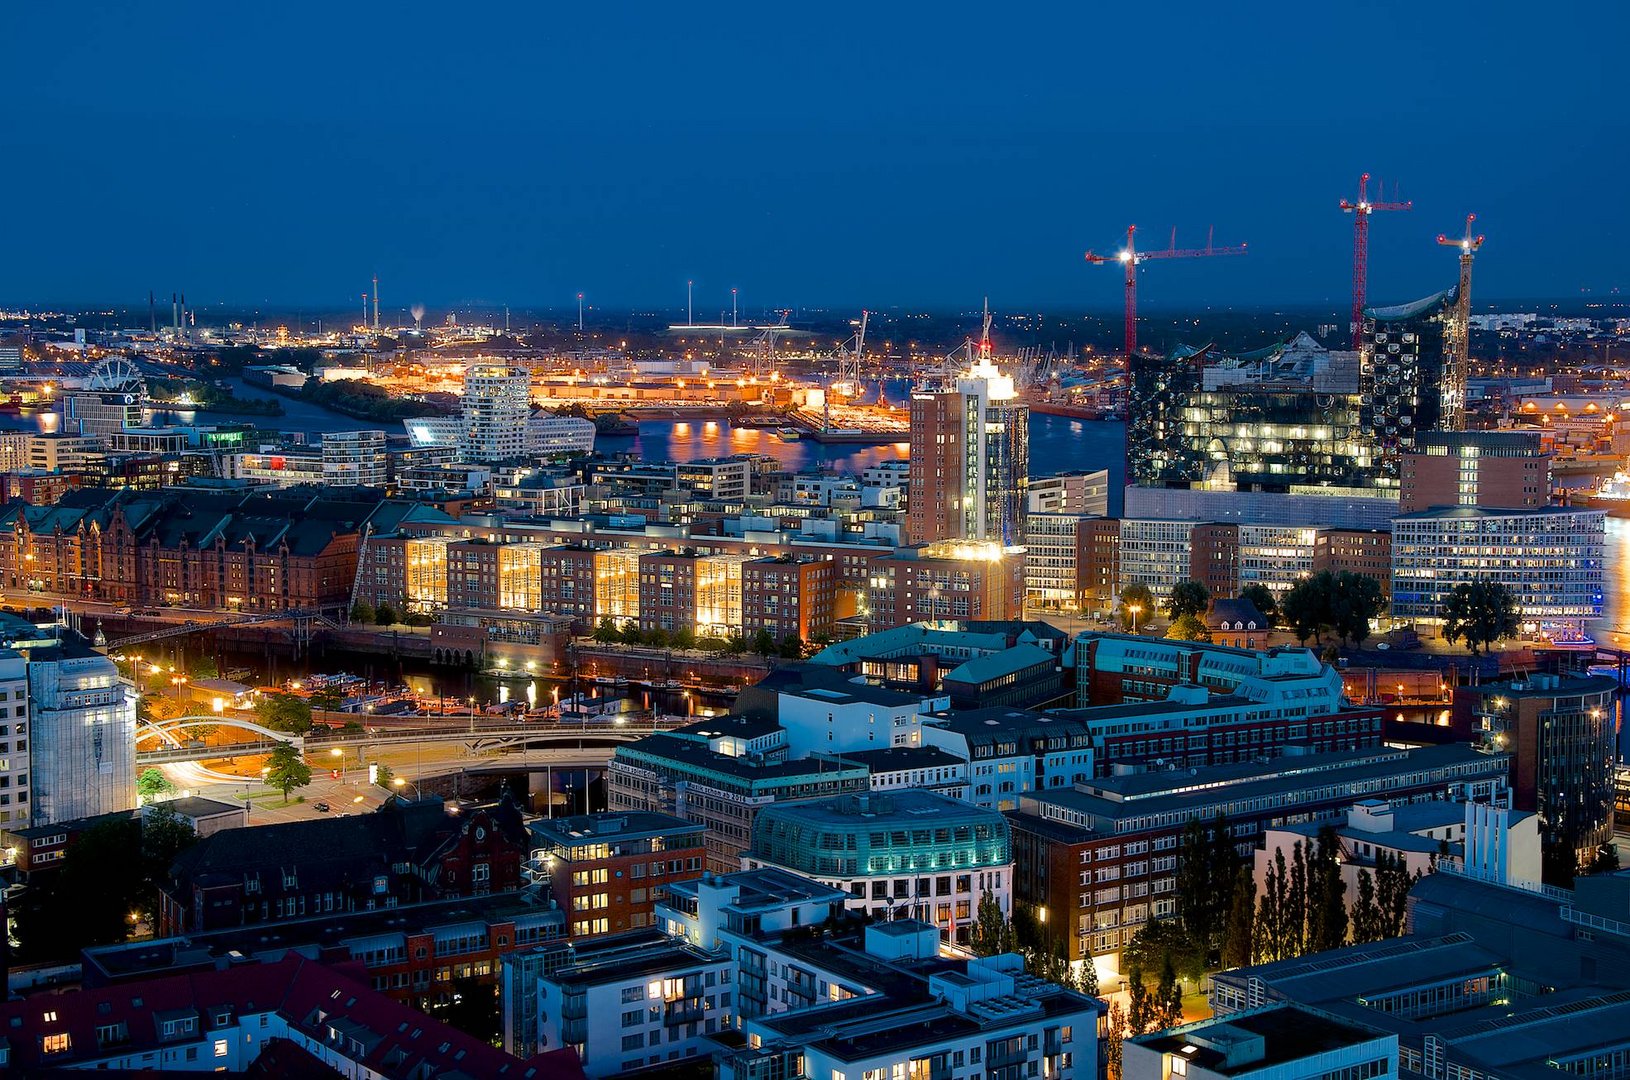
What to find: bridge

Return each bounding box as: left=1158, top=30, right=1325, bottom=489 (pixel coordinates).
left=108, top=607, right=343, bottom=649
left=136, top=717, right=668, bottom=766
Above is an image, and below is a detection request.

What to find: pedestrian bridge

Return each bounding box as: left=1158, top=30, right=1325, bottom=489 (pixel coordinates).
left=136, top=717, right=665, bottom=766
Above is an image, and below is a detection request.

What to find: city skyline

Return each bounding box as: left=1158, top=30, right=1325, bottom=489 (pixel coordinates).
left=7, top=5, right=1627, bottom=309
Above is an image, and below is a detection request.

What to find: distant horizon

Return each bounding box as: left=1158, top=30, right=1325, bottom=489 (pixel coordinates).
left=7, top=293, right=1625, bottom=321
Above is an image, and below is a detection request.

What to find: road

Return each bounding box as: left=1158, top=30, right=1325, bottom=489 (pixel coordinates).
left=163, top=742, right=617, bottom=825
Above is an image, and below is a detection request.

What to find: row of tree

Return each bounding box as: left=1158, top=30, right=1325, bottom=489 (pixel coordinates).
left=350, top=600, right=432, bottom=627
left=1249, top=833, right=1418, bottom=963
left=590, top=618, right=808, bottom=658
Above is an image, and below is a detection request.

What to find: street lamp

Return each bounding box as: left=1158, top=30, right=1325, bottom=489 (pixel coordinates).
left=392, top=776, right=422, bottom=801
left=1128, top=604, right=1142, bottom=635
left=331, top=746, right=345, bottom=782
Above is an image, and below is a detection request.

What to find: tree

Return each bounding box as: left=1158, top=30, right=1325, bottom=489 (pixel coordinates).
left=1257, top=846, right=1289, bottom=962
left=375, top=602, right=401, bottom=626
left=1165, top=580, right=1211, bottom=621
left=1375, top=850, right=1418, bottom=938
left=1166, top=613, right=1211, bottom=642
left=136, top=768, right=175, bottom=803
left=1077, top=948, right=1100, bottom=997
left=350, top=599, right=376, bottom=624
left=1154, top=955, right=1184, bottom=1031
left=308, top=685, right=344, bottom=712
left=1118, top=584, right=1156, bottom=632
left=265, top=742, right=312, bottom=801
left=373, top=763, right=395, bottom=790
left=13, top=818, right=146, bottom=960
left=1441, top=579, right=1521, bottom=656
left=255, top=692, right=313, bottom=735
left=1287, top=840, right=1308, bottom=958
left=1306, top=826, right=1349, bottom=952
left=1124, top=919, right=1206, bottom=985
left=1280, top=576, right=1327, bottom=644
left=751, top=629, right=778, bottom=657
left=1222, top=865, right=1257, bottom=969
left=592, top=618, right=622, bottom=644
left=1334, top=572, right=1383, bottom=646
left=1351, top=866, right=1382, bottom=945
left=1125, top=960, right=1150, bottom=1035
left=139, top=804, right=198, bottom=927
left=971, top=889, right=1013, bottom=957
left=1105, top=1001, right=1127, bottom=1080
left=1240, top=583, right=1279, bottom=627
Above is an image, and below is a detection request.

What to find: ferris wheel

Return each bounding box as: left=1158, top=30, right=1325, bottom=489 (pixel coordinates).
left=87, top=356, right=147, bottom=395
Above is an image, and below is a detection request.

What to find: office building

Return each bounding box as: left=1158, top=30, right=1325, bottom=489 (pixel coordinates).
left=1008, top=743, right=1509, bottom=973
left=1072, top=633, right=1349, bottom=708
left=908, top=354, right=1028, bottom=545
left=1398, top=429, right=1550, bottom=512
left=1312, top=528, right=1392, bottom=600
left=724, top=944, right=1101, bottom=1080
left=525, top=812, right=706, bottom=938
left=921, top=707, right=1094, bottom=811
left=1237, top=524, right=1318, bottom=598
left=26, top=635, right=135, bottom=827
left=1119, top=519, right=1198, bottom=601
left=512, top=929, right=734, bottom=1076
left=320, top=429, right=388, bottom=488
left=1026, top=512, right=1093, bottom=610
left=608, top=730, right=869, bottom=874
left=1250, top=797, right=1540, bottom=927
left=1211, top=870, right=1630, bottom=1080
left=1360, top=288, right=1459, bottom=465
left=1077, top=515, right=1122, bottom=611
left=403, top=364, right=594, bottom=463
left=63, top=386, right=144, bottom=437
left=0, top=648, right=30, bottom=827
left=828, top=745, right=970, bottom=801
left=1125, top=1006, right=1396, bottom=1080
left=1463, top=673, right=1617, bottom=878
left=741, top=555, right=837, bottom=643
left=1391, top=506, right=1605, bottom=639
left=1127, top=333, right=1379, bottom=493
left=1028, top=468, right=1111, bottom=516
left=867, top=541, right=1026, bottom=630
left=743, top=790, right=1013, bottom=943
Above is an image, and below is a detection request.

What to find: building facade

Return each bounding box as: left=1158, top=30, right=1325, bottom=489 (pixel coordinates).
left=745, top=790, right=1014, bottom=945
left=525, top=812, right=706, bottom=939
left=1391, top=506, right=1605, bottom=638
left=907, top=355, right=1028, bottom=545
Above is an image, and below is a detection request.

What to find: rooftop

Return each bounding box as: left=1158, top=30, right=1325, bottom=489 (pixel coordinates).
left=527, top=811, right=704, bottom=849
left=1136, top=1005, right=1389, bottom=1076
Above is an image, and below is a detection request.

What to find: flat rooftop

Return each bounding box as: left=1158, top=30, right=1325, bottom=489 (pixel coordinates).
left=1137, top=1005, right=1387, bottom=1076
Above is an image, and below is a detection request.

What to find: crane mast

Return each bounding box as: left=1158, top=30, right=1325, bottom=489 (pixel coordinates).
left=1436, top=214, right=1485, bottom=432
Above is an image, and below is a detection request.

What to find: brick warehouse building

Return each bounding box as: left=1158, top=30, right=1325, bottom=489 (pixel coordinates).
left=525, top=812, right=707, bottom=938
left=0, top=486, right=437, bottom=610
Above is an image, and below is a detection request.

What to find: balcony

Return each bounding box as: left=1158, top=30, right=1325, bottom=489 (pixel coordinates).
left=664, top=998, right=706, bottom=1026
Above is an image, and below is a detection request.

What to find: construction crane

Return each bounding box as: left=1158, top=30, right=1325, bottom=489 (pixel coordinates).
left=1437, top=213, right=1485, bottom=432
left=1340, top=173, right=1412, bottom=348
left=1085, top=226, right=1247, bottom=359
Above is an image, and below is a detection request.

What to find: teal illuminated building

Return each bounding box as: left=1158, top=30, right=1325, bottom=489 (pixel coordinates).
left=743, top=790, right=1013, bottom=945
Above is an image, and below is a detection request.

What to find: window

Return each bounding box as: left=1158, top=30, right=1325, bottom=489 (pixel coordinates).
left=42, top=1033, right=70, bottom=1054
left=214, top=1039, right=229, bottom=1058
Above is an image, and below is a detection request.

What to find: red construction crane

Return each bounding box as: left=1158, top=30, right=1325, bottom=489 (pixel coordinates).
left=1085, top=225, right=1247, bottom=359
left=1340, top=173, right=1412, bottom=348
left=1436, top=213, right=1485, bottom=431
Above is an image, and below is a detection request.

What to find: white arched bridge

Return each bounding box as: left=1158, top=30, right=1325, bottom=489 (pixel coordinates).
left=135, top=715, right=666, bottom=766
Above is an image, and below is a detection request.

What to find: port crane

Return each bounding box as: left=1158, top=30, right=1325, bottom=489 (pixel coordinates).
left=832, top=310, right=869, bottom=395
left=1340, top=173, right=1412, bottom=348
left=1437, top=213, right=1485, bottom=431
left=1085, top=226, right=1246, bottom=359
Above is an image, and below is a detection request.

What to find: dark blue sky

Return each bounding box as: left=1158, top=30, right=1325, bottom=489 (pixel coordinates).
left=8, top=2, right=1626, bottom=313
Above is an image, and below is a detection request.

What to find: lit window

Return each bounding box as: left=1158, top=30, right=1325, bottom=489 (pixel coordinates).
left=42, top=1032, right=70, bottom=1054
left=214, top=1039, right=229, bottom=1057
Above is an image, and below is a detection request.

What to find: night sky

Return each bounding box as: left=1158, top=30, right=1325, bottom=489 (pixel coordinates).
left=8, top=2, right=1626, bottom=313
